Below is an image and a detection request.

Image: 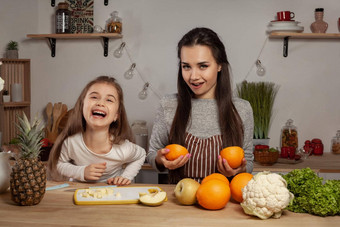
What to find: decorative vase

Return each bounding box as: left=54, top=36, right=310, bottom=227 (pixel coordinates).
left=310, top=8, right=328, bottom=33
left=0, top=152, right=12, bottom=194
left=11, top=83, right=23, bottom=102
left=6, top=50, right=18, bottom=59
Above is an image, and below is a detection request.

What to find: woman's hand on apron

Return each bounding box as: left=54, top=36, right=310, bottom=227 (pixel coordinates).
left=217, top=156, right=247, bottom=177
left=155, top=148, right=190, bottom=170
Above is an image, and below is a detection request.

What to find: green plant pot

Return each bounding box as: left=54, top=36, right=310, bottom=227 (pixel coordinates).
left=253, top=138, right=270, bottom=146
left=6, top=50, right=18, bottom=59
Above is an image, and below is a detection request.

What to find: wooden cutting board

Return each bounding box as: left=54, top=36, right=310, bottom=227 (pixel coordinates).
left=74, top=186, right=166, bottom=205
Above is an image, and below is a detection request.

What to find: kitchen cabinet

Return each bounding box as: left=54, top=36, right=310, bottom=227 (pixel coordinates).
left=26, top=33, right=122, bottom=57
left=0, top=59, right=30, bottom=145
left=269, top=32, right=340, bottom=57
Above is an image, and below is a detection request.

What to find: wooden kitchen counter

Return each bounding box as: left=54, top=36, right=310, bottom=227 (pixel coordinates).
left=142, top=152, right=340, bottom=174
left=253, top=152, right=340, bottom=173
left=0, top=181, right=339, bottom=226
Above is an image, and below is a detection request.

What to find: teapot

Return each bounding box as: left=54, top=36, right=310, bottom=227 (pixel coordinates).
left=0, top=152, right=12, bottom=193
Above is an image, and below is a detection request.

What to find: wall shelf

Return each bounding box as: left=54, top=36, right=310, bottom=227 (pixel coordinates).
left=269, top=32, right=340, bottom=57
left=0, top=59, right=31, bottom=144
left=27, top=33, right=123, bottom=57
left=51, top=0, right=109, bottom=7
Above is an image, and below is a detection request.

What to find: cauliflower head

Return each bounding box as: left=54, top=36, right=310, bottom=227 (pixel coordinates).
left=240, top=171, right=294, bottom=219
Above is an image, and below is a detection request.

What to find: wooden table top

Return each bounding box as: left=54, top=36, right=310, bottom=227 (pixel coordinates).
left=0, top=181, right=339, bottom=226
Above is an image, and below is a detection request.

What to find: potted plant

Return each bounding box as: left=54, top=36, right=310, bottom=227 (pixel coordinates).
left=2, top=89, right=10, bottom=102
left=6, top=41, right=19, bottom=59
left=236, top=80, right=279, bottom=145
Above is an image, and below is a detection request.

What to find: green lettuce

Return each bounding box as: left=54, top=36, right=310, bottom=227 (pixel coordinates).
left=283, top=168, right=340, bottom=216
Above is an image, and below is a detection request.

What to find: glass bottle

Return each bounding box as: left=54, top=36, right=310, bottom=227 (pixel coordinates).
left=106, top=11, right=122, bottom=34
left=331, top=130, right=340, bottom=154
left=281, top=119, right=298, bottom=149
left=310, top=8, right=328, bottom=33
left=55, top=2, right=71, bottom=34
left=131, top=120, right=148, bottom=152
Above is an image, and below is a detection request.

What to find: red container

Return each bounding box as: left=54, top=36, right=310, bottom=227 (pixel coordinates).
left=288, top=147, right=296, bottom=159
left=280, top=146, right=289, bottom=158
left=312, top=138, right=323, bottom=155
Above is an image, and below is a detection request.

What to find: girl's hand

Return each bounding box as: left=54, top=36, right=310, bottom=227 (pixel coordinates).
left=107, top=176, right=131, bottom=186
left=155, top=148, right=190, bottom=170
left=217, top=156, right=247, bottom=177
left=84, top=162, right=106, bottom=181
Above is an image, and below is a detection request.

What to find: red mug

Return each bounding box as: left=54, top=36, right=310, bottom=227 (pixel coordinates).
left=277, top=11, right=295, bottom=21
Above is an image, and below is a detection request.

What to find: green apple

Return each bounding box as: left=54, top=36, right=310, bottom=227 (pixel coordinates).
left=139, top=191, right=167, bottom=206
left=174, top=178, right=200, bottom=205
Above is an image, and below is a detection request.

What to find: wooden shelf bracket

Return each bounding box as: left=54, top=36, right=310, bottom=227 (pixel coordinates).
left=48, top=38, right=57, bottom=57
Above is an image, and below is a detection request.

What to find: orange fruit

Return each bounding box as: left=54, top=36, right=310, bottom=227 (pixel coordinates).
left=230, top=172, right=253, bottom=203
left=220, top=146, right=244, bottom=169
left=201, top=173, right=229, bottom=186
left=196, top=179, right=231, bottom=210
left=165, top=144, right=189, bottom=161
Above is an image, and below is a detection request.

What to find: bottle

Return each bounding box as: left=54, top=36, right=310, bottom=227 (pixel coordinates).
left=331, top=130, right=340, bottom=154
left=281, top=119, right=298, bottom=150
left=131, top=120, right=148, bottom=152
left=55, top=2, right=71, bottom=34
left=106, top=11, right=122, bottom=34
left=310, top=8, right=328, bottom=33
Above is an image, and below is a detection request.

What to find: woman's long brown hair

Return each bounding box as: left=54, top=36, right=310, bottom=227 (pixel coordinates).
left=168, top=27, right=244, bottom=183
left=47, top=76, right=133, bottom=180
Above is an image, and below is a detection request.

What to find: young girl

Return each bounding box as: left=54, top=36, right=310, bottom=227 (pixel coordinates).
left=146, top=27, right=254, bottom=183
left=48, top=76, right=145, bottom=186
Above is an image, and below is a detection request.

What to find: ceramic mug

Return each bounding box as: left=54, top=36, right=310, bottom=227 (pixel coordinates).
left=277, top=11, right=295, bottom=21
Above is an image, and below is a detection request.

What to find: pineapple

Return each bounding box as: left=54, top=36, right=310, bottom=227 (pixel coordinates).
left=10, top=112, right=46, bottom=206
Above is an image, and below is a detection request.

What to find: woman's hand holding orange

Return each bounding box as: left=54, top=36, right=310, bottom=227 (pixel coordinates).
left=84, top=162, right=107, bottom=181
left=217, top=156, right=247, bottom=177
left=155, top=148, right=190, bottom=170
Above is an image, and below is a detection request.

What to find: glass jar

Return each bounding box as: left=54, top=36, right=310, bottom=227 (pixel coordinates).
left=131, top=120, right=148, bottom=151
left=55, top=2, right=71, bottom=34
left=281, top=119, right=298, bottom=149
left=106, top=11, right=122, bottom=34
left=310, top=8, right=328, bottom=33
left=331, top=130, right=340, bottom=154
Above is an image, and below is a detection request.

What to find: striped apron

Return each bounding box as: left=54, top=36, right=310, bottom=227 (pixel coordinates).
left=168, top=133, right=223, bottom=184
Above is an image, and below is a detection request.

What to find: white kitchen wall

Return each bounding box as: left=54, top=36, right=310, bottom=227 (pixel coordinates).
left=1, top=0, right=340, bottom=153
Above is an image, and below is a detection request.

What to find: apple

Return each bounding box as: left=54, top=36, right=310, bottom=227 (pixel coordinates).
left=139, top=191, right=167, bottom=206
left=174, top=178, right=200, bottom=205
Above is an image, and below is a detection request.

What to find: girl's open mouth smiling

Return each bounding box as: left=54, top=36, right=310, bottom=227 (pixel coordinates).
left=92, top=110, right=107, bottom=118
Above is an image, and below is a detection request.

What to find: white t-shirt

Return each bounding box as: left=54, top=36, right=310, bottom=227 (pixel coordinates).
left=57, top=133, right=146, bottom=182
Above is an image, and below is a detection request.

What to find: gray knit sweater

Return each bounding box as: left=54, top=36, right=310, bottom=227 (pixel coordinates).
left=146, top=94, right=254, bottom=174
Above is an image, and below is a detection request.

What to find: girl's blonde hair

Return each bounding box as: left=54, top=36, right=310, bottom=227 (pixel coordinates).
left=48, top=76, right=133, bottom=180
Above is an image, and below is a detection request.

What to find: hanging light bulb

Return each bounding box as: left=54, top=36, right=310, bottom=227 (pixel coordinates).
left=124, top=63, right=136, bottom=80
left=256, top=59, right=266, bottom=76
left=113, top=42, right=126, bottom=58
left=138, top=82, right=149, bottom=100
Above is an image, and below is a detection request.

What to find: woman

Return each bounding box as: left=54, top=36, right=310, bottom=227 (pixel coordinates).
left=147, top=27, right=254, bottom=183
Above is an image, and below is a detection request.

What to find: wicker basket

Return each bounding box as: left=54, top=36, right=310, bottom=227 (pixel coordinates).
left=254, top=151, right=279, bottom=165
